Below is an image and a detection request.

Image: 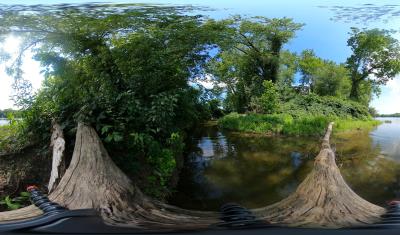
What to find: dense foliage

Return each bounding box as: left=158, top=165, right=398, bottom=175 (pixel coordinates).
left=298, top=50, right=351, bottom=98
left=278, top=94, right=370, bottom=119
left=209, top=16, right=303, bottom=113
left=209, top=24, right=400, bottom=115
left=219, top=112, right=380, bottom=136
left=0, top=4, right=226, bottom=198
left=218, top=93, right=378, bottom=135
left=0, top=109, right=22, bottom=119
left=0, top=192, right=30, bottom=211
left=346, top=28, right=400, bottom=103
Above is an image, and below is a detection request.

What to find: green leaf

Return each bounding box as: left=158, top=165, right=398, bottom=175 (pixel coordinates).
left=20, top=192, right=30, bottom=197
left=101, top=125, right=112, bottom=135
left=4, top=196, right=21, bottom=210
left=105, top=135, right=113, bottom=143
left=113, top=133, right=123, bottom=142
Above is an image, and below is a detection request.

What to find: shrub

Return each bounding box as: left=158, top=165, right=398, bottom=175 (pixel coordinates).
left=278, top=94, right=370, bottom=119
left=219, top=112, right=380, bottom=136
left=260, top=80, right=279, bottom=114
left=0, top=114, right=29, bottom=154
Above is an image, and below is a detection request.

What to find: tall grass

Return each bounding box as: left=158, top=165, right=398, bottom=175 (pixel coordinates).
left=218, top=112, right=381, bottom=136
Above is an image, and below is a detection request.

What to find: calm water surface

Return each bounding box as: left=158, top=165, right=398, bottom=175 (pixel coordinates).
left=0, top=119, right=9, bottom=126
left=169, top=118, right=400, bottom=210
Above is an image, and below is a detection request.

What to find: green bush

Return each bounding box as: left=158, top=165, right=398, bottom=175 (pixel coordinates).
left=0, top=114, right=29, bottom=154
left=260, top=80, right=279, bottom=114
left=11, top=12, right=217, bottom=199
left=278, top=94, right=371, bottom=120
left=219, top=112, right=380, bottom=136
left=0, top=192, right=30, bottom=211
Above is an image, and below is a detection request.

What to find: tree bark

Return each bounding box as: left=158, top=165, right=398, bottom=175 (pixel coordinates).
left=0, top=123, right=218, bottom=229
left=350, top=78, right=361, bottom=100
left=48, top=121, right=66, bottom=193
left=252, top=122, right=385, bottom=228
left=0, top=122, right=385, bottom=229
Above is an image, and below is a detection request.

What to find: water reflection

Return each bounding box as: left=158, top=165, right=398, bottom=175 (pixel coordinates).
left=169, top=118, right=400, bottom=211
left=333, top=123, right=400, bottom=205
left=371, top=118, right=400, bottom=160
left=169, top=124, right=319, bottom=210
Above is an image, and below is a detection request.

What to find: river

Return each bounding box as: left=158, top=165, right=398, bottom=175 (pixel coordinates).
left=0, top=119, right=9, bottom=126
left=169, top=118, right=400, bottom=210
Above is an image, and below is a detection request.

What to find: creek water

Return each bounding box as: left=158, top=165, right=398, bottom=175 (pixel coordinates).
left=0, top=119, right=9, bottom=126
left=169, top=118, right=400, bottom=210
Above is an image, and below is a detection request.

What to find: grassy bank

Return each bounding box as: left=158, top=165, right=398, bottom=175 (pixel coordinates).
left=218, top=113, right=381, bottom=136
left=0, top=125, right=14, bottom=153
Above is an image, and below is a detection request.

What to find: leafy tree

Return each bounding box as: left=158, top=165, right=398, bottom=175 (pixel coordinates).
left=313, top=61, right=351, bottom=98
left=276, top=50, right=298, bottom=101
left=0, top=109, right=22, bottom=119
left=346, top=28, right=400, bottom=101
left=206, top=99, right=224, bottom=119
left=298, top=49, right=324, bottom=93
left=298, top=50, right=351, bottom=98
left=368, top=107, right=378, bottom=117
left=210, top=16, right=303, bottom=112
left=0, top=4, right=224, bottom=198
left=259, top=80, right=279, bottom=114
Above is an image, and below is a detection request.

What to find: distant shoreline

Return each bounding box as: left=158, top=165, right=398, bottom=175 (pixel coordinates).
left=375, top=114, right=400, bottom=118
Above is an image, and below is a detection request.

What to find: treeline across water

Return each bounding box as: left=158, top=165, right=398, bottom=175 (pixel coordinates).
left=0, top=3, right=399, bottom=199
left=376, top=113, right=400, bottom=117
left=0, top=109, right=22, bottom=119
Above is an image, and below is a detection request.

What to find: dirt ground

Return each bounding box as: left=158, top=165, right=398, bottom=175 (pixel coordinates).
left=0, top=146, right=51, bottom=198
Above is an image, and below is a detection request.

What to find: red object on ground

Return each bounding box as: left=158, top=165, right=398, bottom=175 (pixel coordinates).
left=26, top=185, right=39, bottom=192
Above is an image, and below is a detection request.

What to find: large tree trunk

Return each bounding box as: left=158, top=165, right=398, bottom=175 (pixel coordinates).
left=0, top=123, right=218, bottom=229
left=252, top=122, right=385, bottom=228
left=0, top=122, right=385, bottom=229
left=350, top=79, right=361, bottom=101
left=49, top=123, right=218, bottom=229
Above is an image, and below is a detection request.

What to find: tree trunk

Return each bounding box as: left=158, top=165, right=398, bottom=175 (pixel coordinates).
left=0, top=123, right=218, bottom=229
left=268, top=38, right=282, bottom=84
left=252, top=122, right=385, bottom=228
left=350, top=79, right=361, bottom=100
left=48, top=121, right=66, bottom=193
left=0, top=122, right=385, bottom=229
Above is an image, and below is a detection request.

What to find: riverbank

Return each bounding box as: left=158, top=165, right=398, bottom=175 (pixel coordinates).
left=218, top=113, right=381, bottom=136
left=0, top=123, right=23, bottom=155
left=0, top=125, right=13, bottom=153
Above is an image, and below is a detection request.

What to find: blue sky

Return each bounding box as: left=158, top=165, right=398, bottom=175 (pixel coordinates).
left=1, top=0, right=400, bottom=113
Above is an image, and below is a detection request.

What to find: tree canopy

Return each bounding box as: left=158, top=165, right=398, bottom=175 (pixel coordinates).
left=0, top=3, right=225, bottom=197
left=209, top=16, right=303, bottom=112
left=346, top=28, right=400, bottom=102
left=298, top=49, right=351, bottom=97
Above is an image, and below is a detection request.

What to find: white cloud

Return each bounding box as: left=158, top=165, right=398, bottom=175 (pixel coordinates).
left=191, top=74, right=226, bottom=90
